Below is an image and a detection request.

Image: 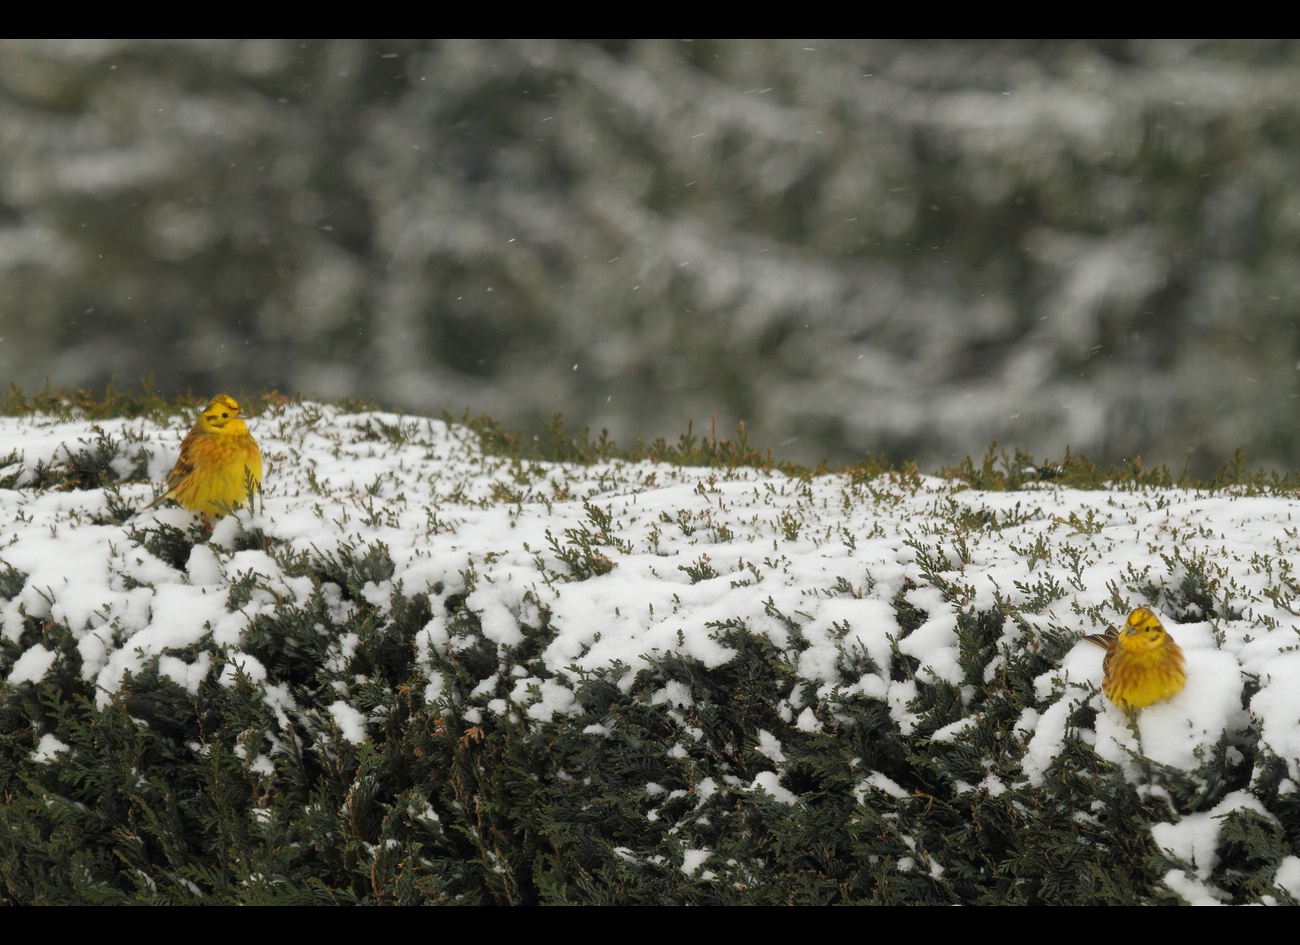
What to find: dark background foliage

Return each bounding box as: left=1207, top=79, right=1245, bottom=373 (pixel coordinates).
left=3, top=39, right=1298, bottom=475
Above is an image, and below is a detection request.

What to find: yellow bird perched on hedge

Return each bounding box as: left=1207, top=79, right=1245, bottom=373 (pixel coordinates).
left=1082, top=606, right=1186, bottom=712
left=147, top=393, right=262, bottom=522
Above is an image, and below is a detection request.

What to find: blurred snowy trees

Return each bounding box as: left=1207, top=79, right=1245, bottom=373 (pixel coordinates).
left=2, top=39, right=1298, bottom=474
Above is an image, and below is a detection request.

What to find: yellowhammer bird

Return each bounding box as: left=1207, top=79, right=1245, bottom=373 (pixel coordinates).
left=1082, top=606, right=1186, bottom=711
left=147, top=393, right=262, bottom=521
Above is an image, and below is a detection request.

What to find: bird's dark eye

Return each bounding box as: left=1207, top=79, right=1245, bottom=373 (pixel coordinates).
left=221, top=412, right=229, bottom=418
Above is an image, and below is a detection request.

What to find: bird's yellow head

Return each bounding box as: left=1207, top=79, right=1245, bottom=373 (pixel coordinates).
left=196, top=394, right=251, bottom=436
left=1118, top=606, right=1170, bottom=653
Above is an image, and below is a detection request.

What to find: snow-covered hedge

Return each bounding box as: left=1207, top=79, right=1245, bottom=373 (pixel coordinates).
left=2, top=399, right=1298, bottom=903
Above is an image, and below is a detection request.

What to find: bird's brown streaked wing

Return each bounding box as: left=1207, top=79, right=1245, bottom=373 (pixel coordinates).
left=1081, top=626, right=1118, bottom=650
